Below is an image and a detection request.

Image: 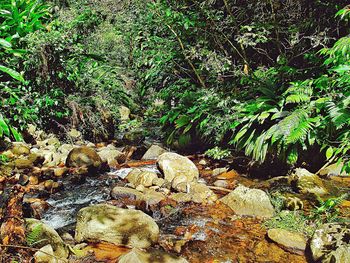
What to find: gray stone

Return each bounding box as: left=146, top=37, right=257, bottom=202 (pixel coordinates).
left=65, top=146, right=102, bottom=169
left=213, top=180, right=229, bottom=188
left=142, top=145, right=167, bottom=160
left=75, top=204, right=159, bottom=248
left=111, top=186, right=166, bottom=206
left=157, top=152, right=199, bottom=184
left=310, top=222, right=350, bottom=263
left=267, top=229, right=307, bottom=252
left=126, top=168, right=158, bottom=188
left=220, top=185, right=274, bottom=218
left=97, top=147, right=124, bottom=166
left=119, top=106, right=131, bottom=121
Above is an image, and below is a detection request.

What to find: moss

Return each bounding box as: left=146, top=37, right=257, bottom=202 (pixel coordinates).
left=263, top=210, right=315, bottom=237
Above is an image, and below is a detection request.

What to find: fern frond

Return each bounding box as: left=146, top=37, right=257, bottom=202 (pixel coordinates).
left=26, top=223, right=43, bottom=246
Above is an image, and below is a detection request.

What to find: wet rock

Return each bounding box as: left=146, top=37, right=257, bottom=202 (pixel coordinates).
left=34, top=244, right=60, bottom=263
left=25, top=218, right=69, bottom=259
left=142, top=145, right=167, bottom=160
left=190, top=183, right=218, bottom=204
left=198, top=159, right=207, bottom=166
left=14, top=158, right=33, bottom=169
left=310, top=222, right=350, bottom=263
left=212, top=167, right=228, bottom=176
left=153, top=177, right=165, bottom=187
left=119, top=106, right=131, bottom=121
left=75, top=204, right=159, bottom=248
left=171, top=175, right=189, bottom=192
left=126, top=169, right=158, bottom=188
left=214, top=180, right=229, bottom=188
left=142, top=188, right=166, bottom=205
left=220, top=185, right=274, bottom=218
left=11, top=142, right=30, bottom=156
left=97, top=147, right=125, bottom=167
left=111, top=187, right=166, bottom=206
left=54, top=167, right=69, bottom=178
left=118, top=248, right=188, bottom=263
left=157, top=152, right=199, bottom=184
left=267, top=229, right=307, bottom=253
left=111, top=186, right=143, bottom=200
left=217, top=170, right=239, bottom=180
left=66, top=146, right=102, bottom=170
left=292, top=168, right=328, bottom=196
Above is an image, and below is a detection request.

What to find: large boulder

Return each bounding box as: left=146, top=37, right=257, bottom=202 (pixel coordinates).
left=75, top=204, right=159, bottom=248
left=142, top=145, right=167, bottom=160
left=65, top=146, right=102, bottom=170
left=292, top=168, right=328, bottom=196
left=25, top=219, right=68, bottom=260
left=220, top=185, right=274, bottom=218
left=310, top=222, right=350, bottom=263
left=157, top=152, right=199, bottom=184
left=118, top=248, right=188, bottom=263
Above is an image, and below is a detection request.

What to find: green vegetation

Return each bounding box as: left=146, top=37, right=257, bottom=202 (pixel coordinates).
left=1, top=0, right=350, bottom=172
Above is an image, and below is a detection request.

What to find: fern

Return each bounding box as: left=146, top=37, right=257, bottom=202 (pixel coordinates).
left=26, top=223, right=43, bottom=246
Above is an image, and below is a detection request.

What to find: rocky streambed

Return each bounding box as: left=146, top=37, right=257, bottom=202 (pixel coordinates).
left=0, top=130, right=349, bottom=262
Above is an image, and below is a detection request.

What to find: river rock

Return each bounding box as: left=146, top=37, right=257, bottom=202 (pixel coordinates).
left=157, top=152, right=199, bottom=184
left=126, top=169, right=158, bottom=188
left=119, top=106, right=131, bottom=121
left=14, top=158, right=33, bottom=169
left=119, top=248, right=188, bottom=263
left=111, top=186, right=144, bottom=200
left=75, top=204, right=159, bottom=248
left=25, top=218, right=68, bottom=259
left=214, top=180, right=229, bottom=188
left=11, top=142, right=30, bottom=156
left=97, top=147, right=125, bottom=166
left=267, top=229, right=307, bottom=253
left=220, top=185, right=274, bottom=218
left=310, top=222, right=350, bottom=263
left=142, top=145, right=167, bottom=160
left=111, top=186, right=165, bottom=205
left=66, top=146, right=102, bottom=170
left=34, top=244, right=63, bottom=263
left=292, top=168, right=328, bottom=196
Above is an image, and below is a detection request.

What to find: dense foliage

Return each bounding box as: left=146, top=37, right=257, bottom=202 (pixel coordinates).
left=2, top=0, right=350, bottom=172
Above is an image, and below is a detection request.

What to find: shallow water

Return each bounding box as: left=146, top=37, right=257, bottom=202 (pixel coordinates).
left=41, top=165, right=160, bottom=229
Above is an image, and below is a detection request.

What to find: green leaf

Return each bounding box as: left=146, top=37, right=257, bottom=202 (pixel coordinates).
left=326, top=147, right=334, bottom=160
left=0, top=116, right=10, bottom=137
left=0, top=65, right=25, bottom=82
left=0, top=38, right=12, bottom=48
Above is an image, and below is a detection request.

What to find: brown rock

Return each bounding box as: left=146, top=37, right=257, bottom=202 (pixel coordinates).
left=66, top=146, right=102, bottom=170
